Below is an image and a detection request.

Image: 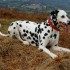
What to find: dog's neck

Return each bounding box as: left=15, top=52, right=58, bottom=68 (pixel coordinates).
left=47, top=18, right=60, bottom=31
left=51, top=17, right=60, bottom=28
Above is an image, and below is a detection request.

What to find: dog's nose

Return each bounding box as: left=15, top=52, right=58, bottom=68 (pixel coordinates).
left=68, top=21, right=70, bottom=25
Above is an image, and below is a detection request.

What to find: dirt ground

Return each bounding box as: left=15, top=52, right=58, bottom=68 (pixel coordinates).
left=0, top=25, right=70, bottom=70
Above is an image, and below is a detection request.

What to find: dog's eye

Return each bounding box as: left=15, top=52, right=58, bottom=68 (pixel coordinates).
left=61, top=15, right=65, bottom=18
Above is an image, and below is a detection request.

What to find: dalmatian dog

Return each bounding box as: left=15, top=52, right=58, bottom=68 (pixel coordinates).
left=0, top=10, right=70, bottom=59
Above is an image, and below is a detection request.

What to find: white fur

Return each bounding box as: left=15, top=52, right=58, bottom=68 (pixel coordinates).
left=57, top=10, right=69, bottom=24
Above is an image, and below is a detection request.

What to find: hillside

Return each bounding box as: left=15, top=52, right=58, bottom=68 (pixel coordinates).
left=0, top=9, right=48, bottom=22
left=0, top=9, right=70, bottom=70
left=0, top=0, right=70, bottom=12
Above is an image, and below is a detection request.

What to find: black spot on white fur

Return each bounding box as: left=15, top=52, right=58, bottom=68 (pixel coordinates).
left=10, top=23, right=13, bottom=26
left=19, top=24, right=22, bottom=27
left=16, top=23, right=18, bottom=25
left=50, top=35, right=52, bottom=38
left=55, top=44, right=58, bottom=46
left=43, top=36, right=45, bottom=39
left=34, top=34, right=38, bottom=39
left=44, top=26, right=47, bottom=28
left=30, top=32, right=34, bottom=37
left=8, top=31, right=10, bottom=34
left=13, top=32, right=15, bottom=34
left=33, top=37, right=38, bottom=43
left=23, top=33, right=27, bottom=36
left=26, top=30, right=28, bottom=33
left=44, top=33, right=48, bottom=36
left=31, top=41, right=35, bottom=44
left=27, top=36, right=31, bottom=39
left=23, top=29, right=25, bottom=32
left=47, top=30, right=50, bottom=33
left=26, top=21, right=29, bottom=23
left=13, top=27, right=16, bottom=29
left=35, top=27, right=37, bottom=32
left=53, top=34, right=57, bottom=39
left=46, top=24, right=50, bottom=26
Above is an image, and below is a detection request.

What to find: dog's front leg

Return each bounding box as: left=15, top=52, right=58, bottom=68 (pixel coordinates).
left=38, top=46, right=58, bottom=59
left=38, top=34, right=58, bottom=59
left=52, top=46, right=70, bottom=52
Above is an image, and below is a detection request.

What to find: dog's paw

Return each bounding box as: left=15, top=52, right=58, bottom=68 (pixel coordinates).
left=23, top=41, right=29, bottom=45
left=64, top=49, right=70, bottom=53
left=66, top=49, right=70, bottom=52
left=51, top=54, right=58, bottom=59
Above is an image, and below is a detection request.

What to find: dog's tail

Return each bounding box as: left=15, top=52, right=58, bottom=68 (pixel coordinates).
left=0, top=32, right=8, bottom=36
left=0, top=24, right=8, bottom=37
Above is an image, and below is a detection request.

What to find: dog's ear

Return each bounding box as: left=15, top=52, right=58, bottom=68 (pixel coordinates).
left=55, top=10, right=59, bottom=15
left=50, top=11, right=55, bottom=15
left=50, top=10, right=59, bottom=15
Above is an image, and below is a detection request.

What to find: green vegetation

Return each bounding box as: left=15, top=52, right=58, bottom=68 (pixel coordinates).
left=0, top=18, right=17, bottom=33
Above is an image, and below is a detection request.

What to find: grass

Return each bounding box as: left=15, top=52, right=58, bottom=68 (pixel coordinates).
left=0, top=18, right=17, bottom=33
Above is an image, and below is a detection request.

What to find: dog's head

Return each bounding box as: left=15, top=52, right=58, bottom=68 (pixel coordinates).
left=50, top=10, right=70, bottom=31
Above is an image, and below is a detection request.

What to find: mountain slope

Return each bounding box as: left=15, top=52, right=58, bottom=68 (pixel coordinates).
left=0, top=0, right=70, bottom=12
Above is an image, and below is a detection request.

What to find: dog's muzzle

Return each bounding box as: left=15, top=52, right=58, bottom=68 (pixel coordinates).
left=59, top=22, right=68, bottom=32
left=68, top=21, right=70, bottom=25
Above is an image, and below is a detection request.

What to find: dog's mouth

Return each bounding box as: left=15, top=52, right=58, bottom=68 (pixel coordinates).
left=59, top=22, right=68, bottom=31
